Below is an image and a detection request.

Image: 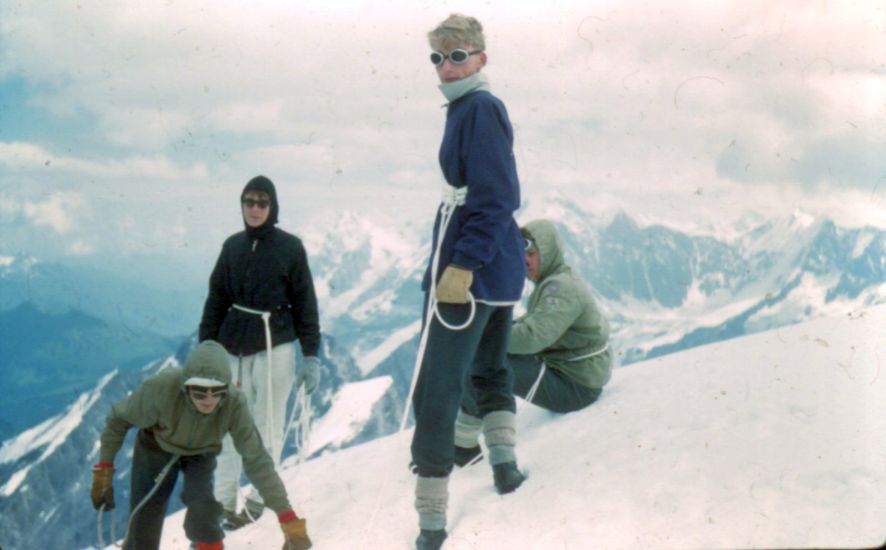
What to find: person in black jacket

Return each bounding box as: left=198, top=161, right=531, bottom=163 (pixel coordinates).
left=199, top=175, right=321, bottom=529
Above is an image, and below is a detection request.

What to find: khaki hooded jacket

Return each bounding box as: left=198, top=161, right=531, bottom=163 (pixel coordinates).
left=98, top=340, right=292, bottom=514
left=510, top=219, right=613, bottom=389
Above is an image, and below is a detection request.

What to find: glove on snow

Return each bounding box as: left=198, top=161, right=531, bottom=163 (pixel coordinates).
left=91, top=463, right=115, bottom=511
left=295, top=356, right=321, bottom=394
left=435, top=265, right=473, bottom=304
left=279, top=512, right=312, bottom=550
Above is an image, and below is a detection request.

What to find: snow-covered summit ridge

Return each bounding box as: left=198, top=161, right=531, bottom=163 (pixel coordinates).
left=159, top=303, right=886, bottom=550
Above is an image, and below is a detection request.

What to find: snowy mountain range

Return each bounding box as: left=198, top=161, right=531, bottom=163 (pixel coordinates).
left=0, top=252, right=204, bottom=338
left=1, top=202, right=885, bottom=548
left=305, top=201, right=885, bottom=371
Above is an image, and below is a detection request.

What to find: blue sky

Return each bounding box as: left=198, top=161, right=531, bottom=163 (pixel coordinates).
left=0, top=0, right=884, bottom=286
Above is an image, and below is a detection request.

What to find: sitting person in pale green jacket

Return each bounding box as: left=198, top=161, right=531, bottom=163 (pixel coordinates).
left=455, top=219, right=613, bottom=465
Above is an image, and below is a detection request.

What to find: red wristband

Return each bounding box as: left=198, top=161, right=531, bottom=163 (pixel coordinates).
left=278, top=510, right=299, bottom=523
left=93, top=462, right=114, bottom=470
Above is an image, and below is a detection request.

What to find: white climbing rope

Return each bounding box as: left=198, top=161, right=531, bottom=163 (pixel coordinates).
left=97, top=453, right=179, bottom=549
left=364, top=184, right=475, bottom=537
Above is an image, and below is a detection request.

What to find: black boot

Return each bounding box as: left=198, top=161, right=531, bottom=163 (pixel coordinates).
left=416, top=529, right=447, bottom=550
left=453, top=445, right=483, bottom=467
left=492, top=461, right=525, bottom=494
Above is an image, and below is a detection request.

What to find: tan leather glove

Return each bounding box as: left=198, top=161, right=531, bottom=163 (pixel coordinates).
left=280, top=515, right=312, bottom=550
left=435, top=265, right=473, bottom=304
left=91, top=464, right=115, bottom=510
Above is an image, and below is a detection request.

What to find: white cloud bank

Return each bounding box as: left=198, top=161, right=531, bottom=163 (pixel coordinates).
left=0, top=0, right=883, bottom=266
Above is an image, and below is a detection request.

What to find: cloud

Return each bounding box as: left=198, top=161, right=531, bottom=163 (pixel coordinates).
left=208, top=100, right=287, bottom=136
left=67, top=240, right=95, bottom=255
left=793, top=133, right=886, bottom=189
left=0, top=142, right=56, bottom=169
left=0, top=194, right=20, bottom=224
left=0, top=0, right=884, bottom=269
left=23, top=191, right=85, bottom=234
left=715, top=123, right=886, bottom=191
left=496, top=0, right=885, bottom=195
left=0, top=141, right=208, bottom=180
left=5, top=2, right=878, bottom=196
left=100, top=106, right=196, bottom=149
left=244, top=143, right=338, bottom=179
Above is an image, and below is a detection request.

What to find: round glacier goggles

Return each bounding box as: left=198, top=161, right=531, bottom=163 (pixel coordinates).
left=430, top=48, right=483, bottom=66
left=188, top=385, right=228, bottom=400
left=242, top=198, right=271, bottom=209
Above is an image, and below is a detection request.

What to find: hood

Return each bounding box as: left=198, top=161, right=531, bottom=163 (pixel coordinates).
left=523, top=219, right=566, bottom=281
left=241, top=174, right=279, bottom=233
left=181, top=340, right=232, bottom=389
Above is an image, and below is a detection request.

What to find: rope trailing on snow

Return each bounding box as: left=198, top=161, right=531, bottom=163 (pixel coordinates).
left=230, top=304, right=274, bottom=525
left=232, top=304, right=312, bottom=522
left=429, top=186, right=475, bottom=331
left=365, top=185, right=477, bottom=544
left=97, top=453, right=179, bottom=549
left=283, top=382, right=312, bottom=465
left=524, top=363, right=547, bottom=404
left=232, top=303, right=277, bottom=462
left=524, top=343, right=609, bottom=403
left=96, top=504, right=117, bottom=549
left=567, top=342, right=610, bottom=361
left=399, top=184, right=472, bottom=432
left=363, top=185, right=472, bottom=537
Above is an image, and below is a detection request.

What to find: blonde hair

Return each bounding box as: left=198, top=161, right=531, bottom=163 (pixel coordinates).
left=428, top=13, right=485, bottom=51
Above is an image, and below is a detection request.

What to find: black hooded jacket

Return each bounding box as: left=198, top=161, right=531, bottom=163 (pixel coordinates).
left=199, top=175, right=321, bottom=357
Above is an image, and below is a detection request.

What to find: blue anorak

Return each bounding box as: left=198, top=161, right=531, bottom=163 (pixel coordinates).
left=422, top=90, right=526, bottom=303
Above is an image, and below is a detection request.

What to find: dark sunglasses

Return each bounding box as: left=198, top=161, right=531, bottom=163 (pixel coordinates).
left=430, top=48, right=483, bottom=66
left=188, top=385, right=228, bottom=400
left=242, top=198, right=271, bottom=209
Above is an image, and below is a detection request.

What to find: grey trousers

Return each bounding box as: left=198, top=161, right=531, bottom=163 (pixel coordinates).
left=507, top=354, right=602, bottom=414
left=410, top=301, right=516, bottom=477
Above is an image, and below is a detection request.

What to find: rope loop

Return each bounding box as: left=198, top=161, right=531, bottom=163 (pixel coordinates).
left=432, top=292, right=476, bottom=330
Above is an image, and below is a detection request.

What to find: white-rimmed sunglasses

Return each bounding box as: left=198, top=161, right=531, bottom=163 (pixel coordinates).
left=188, top=385, right=228, bottom=400
left=430, top=48, right=483, bottom=66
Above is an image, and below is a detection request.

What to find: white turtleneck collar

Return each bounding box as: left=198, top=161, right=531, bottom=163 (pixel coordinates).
left=438, top=72, right=491, bottom=103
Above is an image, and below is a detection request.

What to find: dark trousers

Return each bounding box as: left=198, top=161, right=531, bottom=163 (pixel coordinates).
left=509, top=354, right=602, bottom=413
left=124, top=429, right=223, bottom=550
left=411, top=301, right=516, bottom=477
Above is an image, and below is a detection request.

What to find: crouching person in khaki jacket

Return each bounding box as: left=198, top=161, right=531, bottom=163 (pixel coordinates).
left=90, top=340, right=311, bottom=550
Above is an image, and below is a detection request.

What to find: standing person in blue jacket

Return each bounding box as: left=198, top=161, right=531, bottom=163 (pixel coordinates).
left=199, top=175, right=322, bottom=530
left=410, top=13, right=527, bottom=550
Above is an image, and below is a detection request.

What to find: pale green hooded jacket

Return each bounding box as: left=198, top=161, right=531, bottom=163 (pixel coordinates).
left=98, top=340, right=292, bottom=514
left=510, top=219, right=612, bottom=389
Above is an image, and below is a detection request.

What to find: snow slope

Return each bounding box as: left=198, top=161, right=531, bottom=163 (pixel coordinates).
left=306, top=376, right=394, bottom=455
left=144, top=304, right=885, bottom=549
